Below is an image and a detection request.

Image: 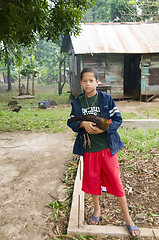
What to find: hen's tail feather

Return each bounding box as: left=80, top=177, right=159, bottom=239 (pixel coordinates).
left=69, top=114, right=112, bottom=124
left=69, top=115, right=85, bottom=122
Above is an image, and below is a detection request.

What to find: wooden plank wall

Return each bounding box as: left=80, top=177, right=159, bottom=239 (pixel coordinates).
left=82, top=54, right=124, bottom=98
left=149, top=54, right=159, bottom=86
left=141, top=54, right=159, bottom=96
left=141, top=55, right=149, bottom=95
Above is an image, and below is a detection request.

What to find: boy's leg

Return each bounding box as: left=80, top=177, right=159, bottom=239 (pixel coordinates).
left=117, top=196, right=140, bottom=238
left=89, top=195, right=100, bottom=225
left=82, top=152, right=102, bottom=195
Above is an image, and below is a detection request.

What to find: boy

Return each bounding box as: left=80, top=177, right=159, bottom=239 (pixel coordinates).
left=67, top=67, right=140, bottom=238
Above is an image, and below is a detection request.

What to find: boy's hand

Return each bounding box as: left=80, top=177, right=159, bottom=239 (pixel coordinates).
left=93, top=126, right=104, bottom=134
left=79, top=121, right=104, bottom=134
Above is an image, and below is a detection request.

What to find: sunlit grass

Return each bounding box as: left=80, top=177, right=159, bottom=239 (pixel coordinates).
left=120, top=112, right=142, bottom=119
left=0, top=107, right=71, bottom=133
left=118, top=127, right=159, bottom=160
left=138, top=107, right=159, bottom=119
left=0, top=82, right=71, bottom=133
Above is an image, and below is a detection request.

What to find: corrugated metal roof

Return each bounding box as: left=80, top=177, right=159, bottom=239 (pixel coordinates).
left=71, top=22, right=159, bottom=54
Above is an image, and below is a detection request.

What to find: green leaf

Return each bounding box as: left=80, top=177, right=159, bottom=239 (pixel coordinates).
left=126, top=163, right=136, bottom=169
left=45, top=201, right=54, bottom=208
left=148, top=213, right=159, bottom=217
left=76, top=234, right=88, bottom=240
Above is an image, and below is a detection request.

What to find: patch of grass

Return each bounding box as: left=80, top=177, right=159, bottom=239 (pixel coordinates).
left=138, top=107, right=159, bottom=119
left=0, top=82, right=71, bottom=107
left=118, top=128, right=159, bottom=160
left=0, top=107, right=70, bottom=133
left=119, top=128, right=159, bottom=151
left=120, top=112, right=142, bottom=119
left=34, top=82, right=71, bottom=105
left=0, top=82, right=71, bottom=133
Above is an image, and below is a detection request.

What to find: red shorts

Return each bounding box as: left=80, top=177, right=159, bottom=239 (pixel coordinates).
left=82, top=148, right=125, bottom=197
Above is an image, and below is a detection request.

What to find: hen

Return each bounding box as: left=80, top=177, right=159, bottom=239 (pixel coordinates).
left=69, top=114, right=112, bottom=149
left=69, top=114, right=112, bottom=131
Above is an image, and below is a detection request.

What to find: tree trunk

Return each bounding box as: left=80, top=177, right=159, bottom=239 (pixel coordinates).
left=58, top=59, right=62, bottom=95
left=26, top=73, right=30, bottom=95
left=32, top=70, right=35, bottom=95
left=18, top=72, right=21, bottom=95
left=3, top=72, right=7, bottom=83
left=58, top=54, right=66, bottom=95
left=7, top=62, right=12, bottom=91
left=92, top=7, right=95, bottom=22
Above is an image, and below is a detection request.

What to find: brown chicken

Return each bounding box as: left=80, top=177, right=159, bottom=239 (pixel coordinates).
left=69, top=114, right=112, bottom=149
left=69, top=114, right=112, bottom=131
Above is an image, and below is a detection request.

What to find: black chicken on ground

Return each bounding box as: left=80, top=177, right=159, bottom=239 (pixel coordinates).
left=12, top=106, right=22, bottom=113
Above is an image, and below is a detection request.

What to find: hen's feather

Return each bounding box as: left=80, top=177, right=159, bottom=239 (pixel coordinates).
left=69, top=114, right=112, bottom=131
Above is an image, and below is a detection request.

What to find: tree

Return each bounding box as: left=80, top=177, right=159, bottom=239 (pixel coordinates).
left=45, top=0, right=96, bottom=42
left=16, top=53, right=23, bottom=95
left=85, top=0, right=159, bottom=23
left=0, top=0, right=49, bottom=46
left=0, top=61, right=7, bottom=83
left=134, top=0, right=159, bottom=21
left=0, top=0, right=96, bottom=45
left=33, top=39, right=60, bottom=83
left=31, top=54, right=36, bottom=96
left=0, top=0, right=96, bottom=92
left=85, top=0, right=138, bottom=22
left=0, top=41, right=21, bottom=91
left=58, top=52, right=68, bottom=95
left=0, top=0, right=48, bottom=91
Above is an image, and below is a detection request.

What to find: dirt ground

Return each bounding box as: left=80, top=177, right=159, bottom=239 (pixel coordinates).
left=85, top=148, right=159, bottom=228
left=0, top=99, right=159, bottom=240
left=116, top=98, right=159, bottom=118
left=0, top=130, right=74, bottom=240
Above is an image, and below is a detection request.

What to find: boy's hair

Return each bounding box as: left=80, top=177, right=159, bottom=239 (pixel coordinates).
left=81, top=67, right=98, bottom=80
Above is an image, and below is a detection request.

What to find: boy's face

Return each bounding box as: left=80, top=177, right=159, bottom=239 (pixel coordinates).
left=81, top=72, right=98, bottom=97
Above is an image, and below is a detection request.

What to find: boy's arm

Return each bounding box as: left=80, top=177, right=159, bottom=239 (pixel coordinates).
left=79, top=121, right=104, bottom=134
left=67, top=100, right=98, bottom=134
left=107, top=95, right=122, bottom=134
left=67, top=102, right=84, bottom=133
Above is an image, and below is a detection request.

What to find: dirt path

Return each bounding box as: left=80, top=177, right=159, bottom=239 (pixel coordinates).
left=116, top=99, right=159, bottom=118
left=0, top=130, right=74, bottom=240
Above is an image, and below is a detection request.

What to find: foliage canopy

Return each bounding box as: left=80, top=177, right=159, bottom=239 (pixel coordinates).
left=0, top=0, right=95, bottom=46
left=85, top=0, right=159, bottom=23
left=0, top=0, right=49, bottom=45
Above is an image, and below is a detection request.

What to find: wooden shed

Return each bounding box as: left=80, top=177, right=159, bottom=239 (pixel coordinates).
left=61, top=22, right=159, bottom=101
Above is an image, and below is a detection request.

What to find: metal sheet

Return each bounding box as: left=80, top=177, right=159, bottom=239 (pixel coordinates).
left=71, top=23, right=159, bottom=54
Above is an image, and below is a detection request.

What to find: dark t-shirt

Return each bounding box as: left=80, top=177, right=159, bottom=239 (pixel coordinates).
left=79, top=93, right=109, bottom=152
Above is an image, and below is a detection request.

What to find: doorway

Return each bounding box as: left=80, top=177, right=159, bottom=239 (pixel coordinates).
left=124, top=54, right=141, bottom=99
